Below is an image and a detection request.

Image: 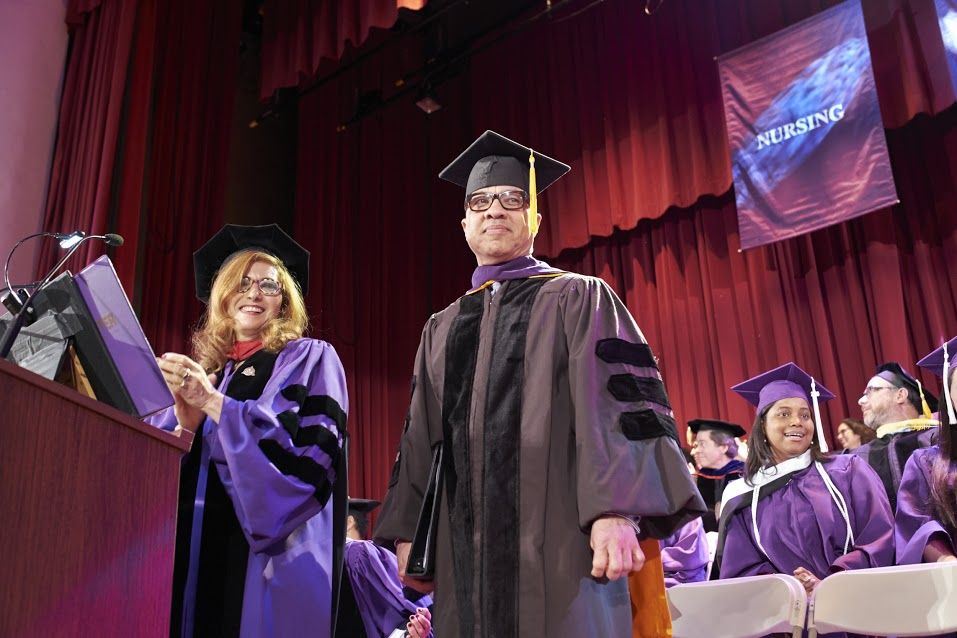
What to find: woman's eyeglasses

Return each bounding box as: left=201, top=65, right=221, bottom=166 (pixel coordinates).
left=238, top=277, right=282, bottom=296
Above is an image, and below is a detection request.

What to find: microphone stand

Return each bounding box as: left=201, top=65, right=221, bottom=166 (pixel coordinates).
left=0, top=234, right=120, bottom=360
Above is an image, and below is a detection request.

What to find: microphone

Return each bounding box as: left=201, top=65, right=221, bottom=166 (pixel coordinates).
left=0, top=231, right=125, bottom=359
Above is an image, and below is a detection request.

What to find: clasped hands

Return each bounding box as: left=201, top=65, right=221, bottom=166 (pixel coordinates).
left=793, top=566, right=819, bottom=594
left=156, top=352, right=222, bottom=431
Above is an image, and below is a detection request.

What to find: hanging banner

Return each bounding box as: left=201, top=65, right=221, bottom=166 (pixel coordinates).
left=717, top=0, right=898, bottom=250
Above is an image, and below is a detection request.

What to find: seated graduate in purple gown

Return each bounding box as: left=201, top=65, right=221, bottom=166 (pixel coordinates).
left=660, top=516, right=709, bottom=587
left=712, top=363, right=895, bottom=602
left=336, top=498, right=433, bottom=638
left=150, top=224, right=349, bottom=638
left=896, top=336, right=957, bottom=566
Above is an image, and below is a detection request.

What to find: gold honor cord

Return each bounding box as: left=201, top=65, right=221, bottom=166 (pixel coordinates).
left=465, top=272, right=565, bottom=296
left=875, top=418, right=941, bottom=438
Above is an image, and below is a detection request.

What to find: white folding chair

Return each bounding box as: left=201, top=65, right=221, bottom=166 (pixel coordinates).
left=668, top=574, right=807, bottom=638
left=807, top=562, right=957, bottom=637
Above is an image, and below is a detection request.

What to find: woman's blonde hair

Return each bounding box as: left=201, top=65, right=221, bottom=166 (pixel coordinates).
left=192, top=250, right=309, bottom=372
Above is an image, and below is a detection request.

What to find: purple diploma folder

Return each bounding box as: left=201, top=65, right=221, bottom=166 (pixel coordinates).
left=73, top=256, right=174, bottom=417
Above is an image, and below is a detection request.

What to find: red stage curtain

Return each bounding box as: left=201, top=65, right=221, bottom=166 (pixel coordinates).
left=467, top=0, right=954, bottom=256
left=37, top=0, right=242, bottom=355
left=260, top=0, right=427, bottom=99
left=295, top=80, right=957, bottom=503
left=286, top=0, right=954, bottom=262
left=134, top=1, right=243, bottom=355
left=37, top=0, right=140, bottom=277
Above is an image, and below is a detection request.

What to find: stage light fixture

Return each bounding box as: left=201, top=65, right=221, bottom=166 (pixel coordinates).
left=415, top=86, right=442, bottom=114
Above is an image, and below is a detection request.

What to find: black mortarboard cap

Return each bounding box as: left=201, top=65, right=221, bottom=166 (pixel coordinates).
left=438, top=130, right=570, bottom=198
left=193, top=224, right=309, bottom=303
left=875, top=362, right=938, bottom=416
left=347, top=498, right=381, bottom=513
left=688, top=418, right=746, bottom=439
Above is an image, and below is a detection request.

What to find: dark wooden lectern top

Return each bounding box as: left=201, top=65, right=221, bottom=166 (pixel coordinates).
left=0, top=358, right=188, bottom=637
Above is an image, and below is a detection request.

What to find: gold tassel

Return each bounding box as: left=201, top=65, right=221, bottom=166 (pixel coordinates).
left=528, top=149, right=539, bottom=235
left=629, top=538, right=673, bottom=637
left=917, top=378, right=933, bottom=419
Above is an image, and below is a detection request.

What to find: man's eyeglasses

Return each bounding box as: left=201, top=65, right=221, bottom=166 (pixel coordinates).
left=861, top=385, right=896, bottom=398
left=238, top=277, right=282, bottom=296
left=466, top=190, right=529, bottom=212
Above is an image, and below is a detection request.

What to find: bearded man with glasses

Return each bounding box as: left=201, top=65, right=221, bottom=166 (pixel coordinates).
left=850, top=362, right=940, bottom=510
left=375, top=131, right=704, bottom=638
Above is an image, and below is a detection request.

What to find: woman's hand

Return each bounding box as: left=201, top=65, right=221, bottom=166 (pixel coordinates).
left=793, top=566, right=820, bottom=594
left=157, top=353, right=222, bottom=427
left=406, top=607, right=432, bottom=638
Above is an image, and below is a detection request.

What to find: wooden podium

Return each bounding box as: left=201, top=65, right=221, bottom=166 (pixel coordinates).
left=0, top=358, right=188, bottom=637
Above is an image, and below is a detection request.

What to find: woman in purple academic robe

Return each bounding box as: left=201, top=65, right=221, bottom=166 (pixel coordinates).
left=151, top=225, right=348, bottom=638
left=896, top=337, right=957, bottom=567
left=660, top=517, right=709, bottom=587
left=713, top=363, right=894, bottom=612
left=336, top=499, right=433, bottom=638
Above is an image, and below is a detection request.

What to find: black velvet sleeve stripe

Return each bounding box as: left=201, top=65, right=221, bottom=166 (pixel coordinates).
left=281, top=383, right=309, bottom=406
left=301, top=395, right=347, bottom=431
left=620, top=409, right=679, bottom=444
left=280, top=385, right=347, bottom=432
left=595, top=338, right=657, bottom=367
left=258, top=439, right=334, bottom=506
left=276, top=409, right=341, bottom=459
left=607, top=373, right=671, bottom=409
left=278, top=410, right=301, bottom=439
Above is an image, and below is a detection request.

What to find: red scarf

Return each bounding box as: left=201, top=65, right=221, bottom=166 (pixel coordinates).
left=229, top=339, right=264, bottom=361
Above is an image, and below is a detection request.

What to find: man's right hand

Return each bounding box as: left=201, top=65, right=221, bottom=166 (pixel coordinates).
left=396, top=541, right=435, bottom=594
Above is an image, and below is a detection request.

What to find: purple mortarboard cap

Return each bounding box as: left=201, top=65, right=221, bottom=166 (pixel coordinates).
left=916, top=337, right=957, bottom=378
left=732, top=362, right=835, bottom=414
left=917, top=337, right=957, bottom=434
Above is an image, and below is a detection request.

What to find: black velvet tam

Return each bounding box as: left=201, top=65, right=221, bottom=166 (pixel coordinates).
left=347, top=498, right=381, bottom=513
left=193, top=223, right=309, bottom=303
